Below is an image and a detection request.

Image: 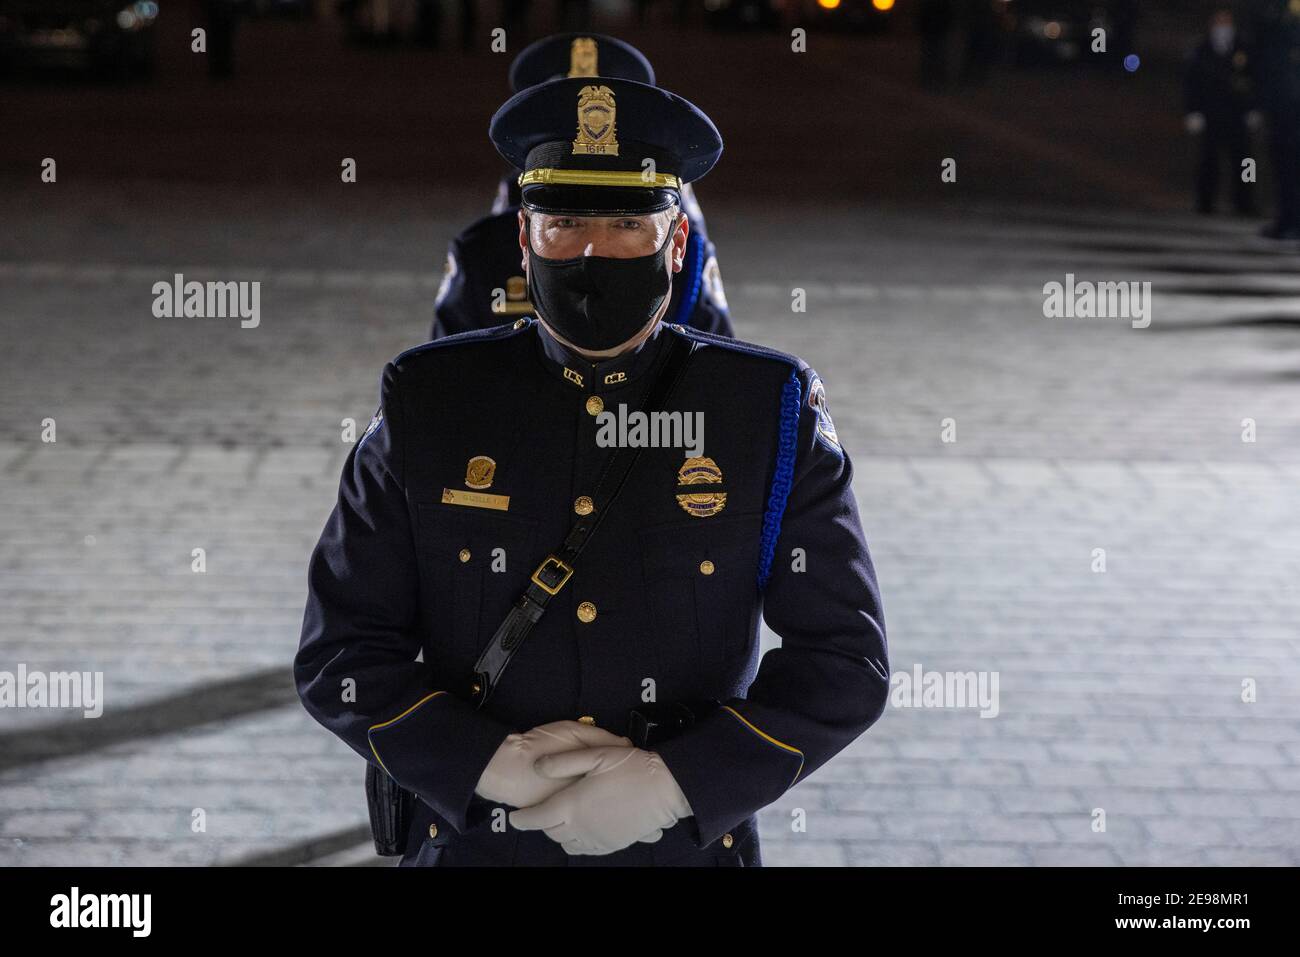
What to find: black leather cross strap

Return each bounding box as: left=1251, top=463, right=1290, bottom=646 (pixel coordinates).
left=470, top=332, right=696, bottom=707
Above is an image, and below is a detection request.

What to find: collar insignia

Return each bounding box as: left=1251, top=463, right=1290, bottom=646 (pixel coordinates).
left=573, top=85, right=619, bottom=156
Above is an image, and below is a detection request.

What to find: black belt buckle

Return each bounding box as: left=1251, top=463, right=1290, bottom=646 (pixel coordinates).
left=628, top=699, right=717, bottom=749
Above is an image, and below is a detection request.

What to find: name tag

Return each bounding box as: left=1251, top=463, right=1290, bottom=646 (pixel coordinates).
left=441, top=488, right=510, bottom=511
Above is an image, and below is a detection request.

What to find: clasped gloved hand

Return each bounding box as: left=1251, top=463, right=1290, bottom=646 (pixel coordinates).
left=474, top=720, right=633, bottom=808
left=508, top=746, right=693, bottom=856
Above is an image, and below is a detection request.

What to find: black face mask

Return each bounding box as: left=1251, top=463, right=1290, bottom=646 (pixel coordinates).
left=526, top=229, right=673, bottom=353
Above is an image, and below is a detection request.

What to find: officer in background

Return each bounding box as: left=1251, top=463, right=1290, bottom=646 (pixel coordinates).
left=296, top=77, right=888, bottom=866
left=1246, top=0, right=1300, bottom=240
left=431, top=34, right=734, bottom=340
left=1184, top=8, right=1260, bottom=216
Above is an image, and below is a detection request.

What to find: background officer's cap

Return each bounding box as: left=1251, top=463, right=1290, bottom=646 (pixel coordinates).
left=489, top=77, right=723, bottom=216
left=509, top=33, right=656, bottom=92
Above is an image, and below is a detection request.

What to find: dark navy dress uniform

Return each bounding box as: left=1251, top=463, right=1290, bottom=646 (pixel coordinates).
left=296, top=72, right=886, bottom=867
left=1185, top=33, right=1258, bottom=215
left=295, top=320, right=888, bottom=865
left=1247, top=0, right=1300, bottom=237
left=430, top=32, right=734, bottom=341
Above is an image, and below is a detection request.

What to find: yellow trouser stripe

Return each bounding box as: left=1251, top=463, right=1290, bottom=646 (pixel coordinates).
left=367, top=691, right=446, bottom=777
left=721, top=705, right=805, bottom=783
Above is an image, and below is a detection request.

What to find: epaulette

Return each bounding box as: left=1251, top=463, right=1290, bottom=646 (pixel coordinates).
left=666, top=323, right=807, bottom=374
left=393, top=317, right=534, bottom=367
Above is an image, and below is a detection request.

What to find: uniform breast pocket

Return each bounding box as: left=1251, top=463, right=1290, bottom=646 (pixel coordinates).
left=417, top=504, right=539, bottom=665
left=638, top=513, right=762, bottom=684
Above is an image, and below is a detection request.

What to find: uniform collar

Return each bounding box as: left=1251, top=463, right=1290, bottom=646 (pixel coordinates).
left=535, top=319, right=671, bottom=394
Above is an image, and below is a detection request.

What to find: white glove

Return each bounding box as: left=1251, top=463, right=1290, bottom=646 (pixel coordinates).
left=1185, top=112, right=1207, bottom=135
left=508, top=746, right=693, bottom=856
left=474, top=720, right=633, bottom=808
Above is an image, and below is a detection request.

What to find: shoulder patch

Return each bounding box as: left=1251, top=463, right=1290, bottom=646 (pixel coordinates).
left=667, top=324, right=803, bottom=371
left=807, top=371, right=840, bottom=452
left=701, top=254, right=728, bottom=312
left=357, top=408, right=384, bottom=449
left=433, top=250, right=458, bottom=308
left=393, top=316, right=533, bottom=366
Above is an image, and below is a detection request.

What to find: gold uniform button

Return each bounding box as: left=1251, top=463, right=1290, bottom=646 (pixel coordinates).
left=513, top=318, right=527, bottom=329
left=458, top=548, right=471, bottom=563
left=586, top=395, right=604, bottom=416
left=699, top=560, right=715, bottom=575
left=574, top=495, right=594, bottom=516
left=578, top=715, right=596, bottom=725
left=428, top=824, right=439, bottom=839
left=576, top=601, right=597, bottom=623
left=722, top=832, right=734, bottom=849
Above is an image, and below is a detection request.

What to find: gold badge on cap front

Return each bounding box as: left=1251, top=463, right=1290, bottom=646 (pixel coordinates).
left=573, top=85, right=619, bottom=156
left=464, top=455, right=496, bottom=490
left=675, top=457, right=726, bottom=518
left=568, top=37, right=597, bottom=77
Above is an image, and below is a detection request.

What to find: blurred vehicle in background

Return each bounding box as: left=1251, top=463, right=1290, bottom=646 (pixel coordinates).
left=999, top=0, right=1114, bottom=65
left=0, top=0, right=158, bottom=77
left=705, top=0, right=895, bottom=32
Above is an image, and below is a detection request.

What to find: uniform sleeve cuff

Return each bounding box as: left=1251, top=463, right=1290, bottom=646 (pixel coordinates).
left=653, top=705, right=804, bottom=849
left=366, top=691, right=512, bottom=834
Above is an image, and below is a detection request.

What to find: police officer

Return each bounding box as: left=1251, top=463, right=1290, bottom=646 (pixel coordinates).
left=295, top=76, right=888, bottom=866
left=431, top=33, right=734, bottom=341
left=1246, top=0, right=1300, bottom=239
left=1184, top=8, right=1260, bottom=216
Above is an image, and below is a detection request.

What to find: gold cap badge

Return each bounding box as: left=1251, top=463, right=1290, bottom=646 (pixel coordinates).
left=568, top=37, right=597, bottom=78
left=676, top=457, right=726, bottom=518
left=573, top=85, right=619, bottom=156
left=465, top=455, right=496, bottom=490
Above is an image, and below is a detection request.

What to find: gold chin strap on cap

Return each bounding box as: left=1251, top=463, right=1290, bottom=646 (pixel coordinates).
left=519, top=168, right=682, bottom=190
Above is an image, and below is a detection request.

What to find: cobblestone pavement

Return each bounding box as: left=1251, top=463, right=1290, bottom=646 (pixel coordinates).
left=1, top=184, right=1298, bottom=866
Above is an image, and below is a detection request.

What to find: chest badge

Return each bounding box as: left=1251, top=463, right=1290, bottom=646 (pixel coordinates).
left=465, top=455, right=497, bottom=490
left=675, top=456, right=726, bottom=518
